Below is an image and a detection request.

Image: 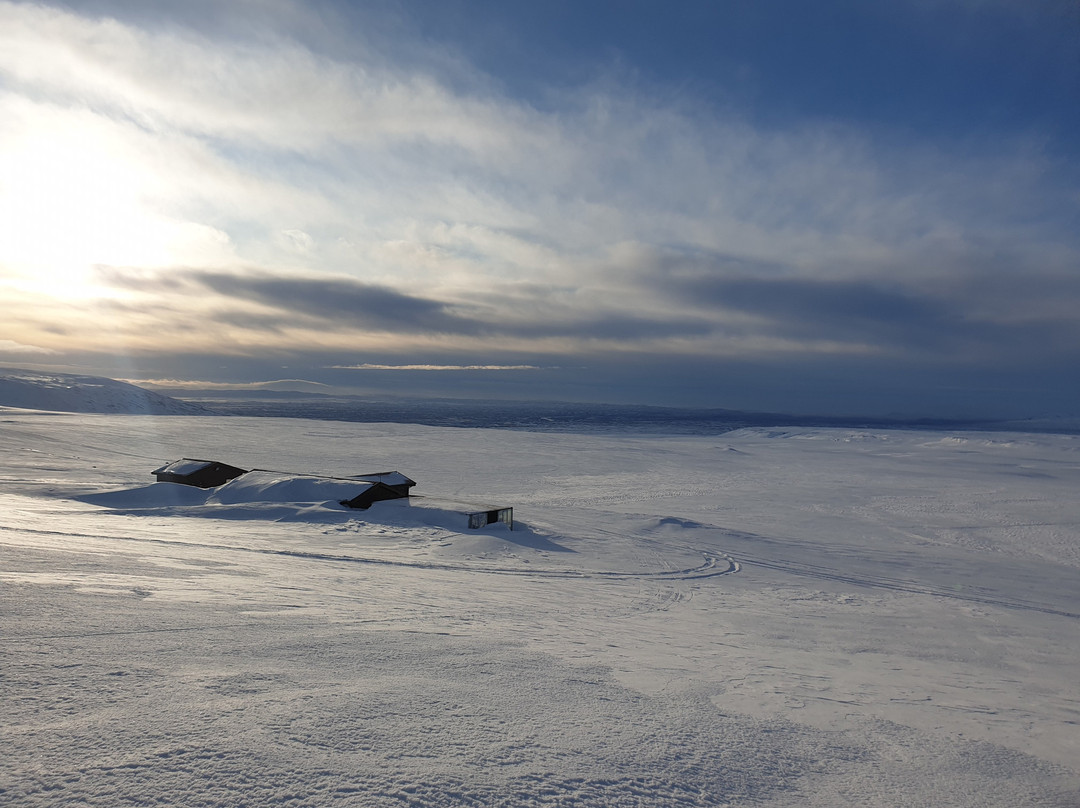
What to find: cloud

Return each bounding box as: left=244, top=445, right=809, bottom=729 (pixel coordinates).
left=657, top=267, right=1080, bottom=363
left=0, top=339, right=56, bottom=355
left=190, top=270, right=484, bottom=335
left=668, top=275, right=958, bottom=347
left=277, top=229, right=315, bottom=253
left=0, top=1, right=543, bottom=157
left=94, top=265, right=715, bottom=347
left=126, top=377, right=332, bottom=391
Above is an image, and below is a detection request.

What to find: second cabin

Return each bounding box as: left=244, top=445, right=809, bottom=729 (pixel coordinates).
left=206, top=470, right=409, bottom=511
left=349, top=471, right=416, bottom=497
left=152, top=458, right=248, bottom=489
left=151, top=459, right=415, bottom=510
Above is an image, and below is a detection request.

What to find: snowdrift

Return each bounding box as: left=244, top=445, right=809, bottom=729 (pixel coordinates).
left=205, top=470, right=370, bottom=506
left=77, top=471, right=510, bottom=533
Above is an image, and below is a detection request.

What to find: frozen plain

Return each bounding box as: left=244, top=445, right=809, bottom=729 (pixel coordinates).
left=2, top=411, right=1079, bottom=806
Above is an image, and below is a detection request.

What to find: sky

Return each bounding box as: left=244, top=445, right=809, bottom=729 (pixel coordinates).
left=1, top=0, right=1078, bottom=418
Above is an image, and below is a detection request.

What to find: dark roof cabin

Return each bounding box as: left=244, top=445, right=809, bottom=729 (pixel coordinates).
left=152, top=458, right=248, bottom=489
left=349, top=471, right=416, bottom=496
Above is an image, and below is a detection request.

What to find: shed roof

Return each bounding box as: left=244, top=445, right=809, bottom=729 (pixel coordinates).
left=350, top=471, right=415, bottom=487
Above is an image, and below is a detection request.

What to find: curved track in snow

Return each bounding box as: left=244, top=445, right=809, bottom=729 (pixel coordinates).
left=0, top=522, right=738, bottom=582
left=5, top=516, right=1075, bottom=617
left=6, top=512, right=1073, bottom=617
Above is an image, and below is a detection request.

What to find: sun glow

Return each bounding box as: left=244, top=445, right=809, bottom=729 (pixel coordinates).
left=0, top=114, right=226, bottom=300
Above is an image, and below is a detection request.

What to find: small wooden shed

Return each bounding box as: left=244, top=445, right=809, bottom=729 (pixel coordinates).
left=152, top=458, right=248, bottom=488
left=467, top=507, right=514, bottom=530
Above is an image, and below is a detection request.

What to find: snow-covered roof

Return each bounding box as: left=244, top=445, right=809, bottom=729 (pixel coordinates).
left=152, top=458, right=214, bottom=476
left=350, top=471, right=415, bottom=487
left=207, top=470, right=376, bottom=505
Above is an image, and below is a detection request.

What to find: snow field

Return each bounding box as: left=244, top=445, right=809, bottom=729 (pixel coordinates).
left=1, top=413, right=1079, bottom=806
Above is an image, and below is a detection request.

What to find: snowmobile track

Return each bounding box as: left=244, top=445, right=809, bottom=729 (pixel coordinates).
left=0, top=523, right=737, bottom=581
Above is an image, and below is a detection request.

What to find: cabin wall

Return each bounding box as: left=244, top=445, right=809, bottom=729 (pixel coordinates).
left=341, top=483, right=408, bottom=509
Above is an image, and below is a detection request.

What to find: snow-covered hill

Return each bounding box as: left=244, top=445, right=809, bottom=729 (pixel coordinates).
left=0, top=369, right=210, bottom=415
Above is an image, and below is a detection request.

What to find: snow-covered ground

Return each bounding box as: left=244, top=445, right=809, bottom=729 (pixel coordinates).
left=2, top=409, right=1079, bottom=806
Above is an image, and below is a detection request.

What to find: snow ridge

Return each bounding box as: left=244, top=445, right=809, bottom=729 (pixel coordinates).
left=0, top=369, right=209, bottom=415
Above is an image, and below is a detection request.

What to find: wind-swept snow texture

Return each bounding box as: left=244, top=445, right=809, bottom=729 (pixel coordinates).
left=2, top=414, right=1079, bottom=807
left=0, top=369, right=208, bottom=415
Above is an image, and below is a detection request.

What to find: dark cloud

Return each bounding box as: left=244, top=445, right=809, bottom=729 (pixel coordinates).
left=98, top=266, right=484, bottom=335
left=202, top=309, right=294, bottom=334
left=190, top=271, right=484, bottom=335
left=665, top=273, right=1080, bottom=360
left=687, top=277, right=955, bottom=345
left=95, top=264, right=1080, bottom=364
left=98, top=266, right=713, bottom=341
left=507, top=314, right=712, bottom=341
left=192, top=272, right=711, bottom=340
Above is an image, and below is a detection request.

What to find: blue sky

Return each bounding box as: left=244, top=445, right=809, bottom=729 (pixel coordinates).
left=1, top=0, right=1078, bottom=417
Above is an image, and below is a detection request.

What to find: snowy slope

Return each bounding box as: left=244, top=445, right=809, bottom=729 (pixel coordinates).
left=0, top=369, right=210, bottom=414
left=2, top=413, right=1079, bottom=807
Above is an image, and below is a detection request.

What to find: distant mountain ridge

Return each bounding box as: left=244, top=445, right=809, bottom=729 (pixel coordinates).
left=4, top=371, right=1076, bottom=434
left=169, top=388, right=1080, bottom=435
left=171, top=389, right=996, bottom=435
left=0, top=370, right=210, bottom=415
